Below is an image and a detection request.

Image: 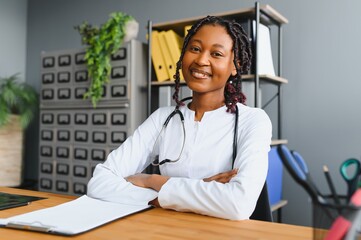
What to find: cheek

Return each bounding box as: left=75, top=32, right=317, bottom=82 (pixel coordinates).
left=223, top=61, right=236, bottom=77
left=181, top=54, right=191, bottom=73
left=215, top=63, right=233, bottom=78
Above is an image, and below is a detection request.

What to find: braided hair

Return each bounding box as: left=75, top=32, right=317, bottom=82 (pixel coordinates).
left=172, top=15, right=252, bottom=113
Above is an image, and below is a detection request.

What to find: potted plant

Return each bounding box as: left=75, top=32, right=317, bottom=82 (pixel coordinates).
left=75, top=12, right=139, bottom=107
left=0, top=74, right=38, bottom=187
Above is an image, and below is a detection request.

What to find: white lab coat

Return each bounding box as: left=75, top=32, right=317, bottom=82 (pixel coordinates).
left=87, top=103, right=272, bottom=220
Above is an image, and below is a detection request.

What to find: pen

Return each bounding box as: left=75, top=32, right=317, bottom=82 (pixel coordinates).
left=323, top=165, right=340, bottom=206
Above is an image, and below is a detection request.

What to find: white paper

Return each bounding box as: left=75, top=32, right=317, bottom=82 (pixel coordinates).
left=253, top=21, right=276, bottom=76
left=0, top=195, right=150, bottom=235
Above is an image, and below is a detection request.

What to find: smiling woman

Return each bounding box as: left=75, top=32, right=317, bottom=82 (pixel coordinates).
left=181, top=24, right=237, bottom=120
left=87, top=15, right=272, bottom=221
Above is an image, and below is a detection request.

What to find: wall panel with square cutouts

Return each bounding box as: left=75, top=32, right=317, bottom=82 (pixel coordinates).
left=38, top=40, right=147, bottom=195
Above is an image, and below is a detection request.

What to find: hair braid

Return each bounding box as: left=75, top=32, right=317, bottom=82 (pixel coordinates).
left=172, top=17, right=213, bottom=106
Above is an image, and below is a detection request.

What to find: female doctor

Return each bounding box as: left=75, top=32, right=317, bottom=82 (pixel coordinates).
left=87, top=15, right=272, bottom=220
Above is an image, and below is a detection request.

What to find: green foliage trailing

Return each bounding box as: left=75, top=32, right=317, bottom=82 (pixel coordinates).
left=75, top=12, right=135, bottom=107
left=0, top=74, right=38, bottom=129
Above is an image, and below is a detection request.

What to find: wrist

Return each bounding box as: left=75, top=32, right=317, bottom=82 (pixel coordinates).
left=150, top=174, right=169, bottom=191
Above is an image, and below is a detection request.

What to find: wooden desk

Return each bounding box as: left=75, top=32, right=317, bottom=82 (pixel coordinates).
left=0, top=187, right=312, bottom=240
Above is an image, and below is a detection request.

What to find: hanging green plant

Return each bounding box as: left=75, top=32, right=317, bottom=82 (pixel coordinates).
left=75, top=12, right=139, bottom=107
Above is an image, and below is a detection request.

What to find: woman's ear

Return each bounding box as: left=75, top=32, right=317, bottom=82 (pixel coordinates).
left=231, top=67, right=237, bottom=76
left=231, top=60, right=240, bottom=76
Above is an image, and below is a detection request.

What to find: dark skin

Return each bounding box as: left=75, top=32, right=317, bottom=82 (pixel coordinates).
left=126, top=24, right=238, bottom=207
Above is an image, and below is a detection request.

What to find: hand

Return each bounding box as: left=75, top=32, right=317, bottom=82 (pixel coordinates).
left=125, top=173, right=151, bottom=188
left=148, top=198, right=160, bottom=207
left=125, top=174, right=169, bottom=191
left=203, top=169, right=238, bottom=184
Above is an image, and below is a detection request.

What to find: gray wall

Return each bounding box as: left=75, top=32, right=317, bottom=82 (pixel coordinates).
left=0, top=0, right=27, bottom=80
left=18, top=0, right=361, bottom=226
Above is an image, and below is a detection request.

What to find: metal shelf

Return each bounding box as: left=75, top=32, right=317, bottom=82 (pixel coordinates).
left=271, top=139, right=288, bottom=146
left=152, top=4, right=288, bottom=36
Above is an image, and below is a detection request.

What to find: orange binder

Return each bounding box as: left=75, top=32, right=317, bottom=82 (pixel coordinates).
left=151, top=31, right=169, bottom=82
left=158, top=31, right=175, bottom=80
left=163, top=30, right=184, bottom=81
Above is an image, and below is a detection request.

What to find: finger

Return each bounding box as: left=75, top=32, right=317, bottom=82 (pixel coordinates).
left=212, top=171, right=235, bottom=179
left=214, top=173, right=238, bottom=183
left=204, top=172, right=234, bottom=182
left=203, top=177, right=212, bottom=182
left=203, top=169, right=238, bottom=182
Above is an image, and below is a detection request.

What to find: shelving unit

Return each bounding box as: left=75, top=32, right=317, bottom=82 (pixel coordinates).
left=146, top=2, right=288, bottom=222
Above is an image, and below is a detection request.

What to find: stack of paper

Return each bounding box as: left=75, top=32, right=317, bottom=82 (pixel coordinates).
left=252, top=21, right=276, bottom=76
left=0, top=195, right=150, bottom=235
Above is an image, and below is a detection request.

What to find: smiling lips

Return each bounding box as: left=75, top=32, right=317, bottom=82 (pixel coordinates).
left=190, top=68, right=211, bottom=79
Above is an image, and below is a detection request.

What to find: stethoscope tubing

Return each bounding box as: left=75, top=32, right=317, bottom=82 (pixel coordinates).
left=151, top=99, right=238, bottom=168
left=151, top=109, right=186, bottom=166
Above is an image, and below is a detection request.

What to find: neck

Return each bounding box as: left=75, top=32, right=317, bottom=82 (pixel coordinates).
left=189, top=94, right=225, bottom=121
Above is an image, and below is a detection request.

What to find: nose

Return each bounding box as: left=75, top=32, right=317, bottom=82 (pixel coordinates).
left=194, top=52, right=210, bottom=66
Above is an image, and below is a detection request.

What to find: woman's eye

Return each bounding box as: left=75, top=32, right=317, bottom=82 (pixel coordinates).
left=189, top=46, right=200, bottom=52
left=212, top=52, right=223, bottom=57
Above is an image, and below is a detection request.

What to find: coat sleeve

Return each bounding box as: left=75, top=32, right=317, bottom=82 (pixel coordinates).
left=157, top=109, right=272, bottom=220
left=87, top=109, right=165, bottom=206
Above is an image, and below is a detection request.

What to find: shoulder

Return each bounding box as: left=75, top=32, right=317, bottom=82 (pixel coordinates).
left=236, top=103, right=272, bottom=128
left=149, top=106, right=176, bottom=123
left=135, top=106, right=176, bottom=136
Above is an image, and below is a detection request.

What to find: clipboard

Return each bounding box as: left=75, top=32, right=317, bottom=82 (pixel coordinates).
left=0, top=195, right=151, bottom=235
left=0, top=192, right=45, bottom=210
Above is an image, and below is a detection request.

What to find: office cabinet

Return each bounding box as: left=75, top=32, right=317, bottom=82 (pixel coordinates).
left=38, top=40, right=147, bottom=195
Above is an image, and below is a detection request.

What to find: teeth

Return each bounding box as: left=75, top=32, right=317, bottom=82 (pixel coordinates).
left=192, top=71, right=208, bottom=78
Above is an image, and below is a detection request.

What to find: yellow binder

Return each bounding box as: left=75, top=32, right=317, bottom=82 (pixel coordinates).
left=163, top=30, right=184, bottom=81
left=151, top=31, right=169, bottom=82
left=184, top=25, right=192, bottom=37
left=158, top=31, right=175, bottom=80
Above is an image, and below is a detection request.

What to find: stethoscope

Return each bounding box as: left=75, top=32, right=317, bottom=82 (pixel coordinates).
left=151, top=97, right=239, bottom=168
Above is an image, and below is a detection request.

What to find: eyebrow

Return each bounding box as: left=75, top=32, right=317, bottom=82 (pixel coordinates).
left=190, top=39, right=227, bottom=51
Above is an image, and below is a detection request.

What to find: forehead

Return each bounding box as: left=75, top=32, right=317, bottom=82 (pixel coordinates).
left=191, top=24, right=234, bottom=50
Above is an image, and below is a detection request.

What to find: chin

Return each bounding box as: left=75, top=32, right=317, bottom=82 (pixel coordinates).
left=186, top=82, right=207, bottom=93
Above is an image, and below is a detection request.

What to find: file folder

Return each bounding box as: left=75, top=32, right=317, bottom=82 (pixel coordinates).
left=151, top=31, right=169, bottom=82
left=158, top=31, right=176, bottom=80
left=252, top=21, right=275, bottom=76
left=184, top=25, right=192, bottom=37
left=163, top=30, right=184, bottom=81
